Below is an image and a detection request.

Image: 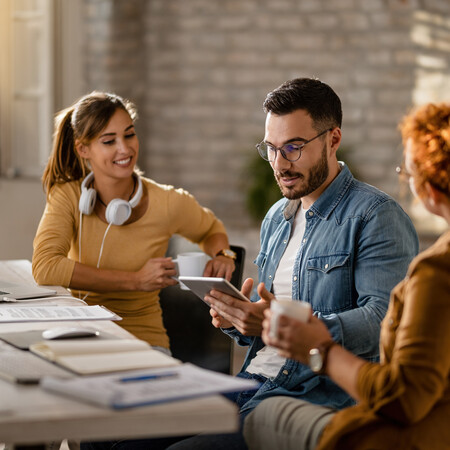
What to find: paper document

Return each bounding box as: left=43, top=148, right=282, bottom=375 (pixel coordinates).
left=30, top=339, right=179, bottom=375
left=41, top=363, right=260, bottom=409
left=0, top=305, right=121, bottom=323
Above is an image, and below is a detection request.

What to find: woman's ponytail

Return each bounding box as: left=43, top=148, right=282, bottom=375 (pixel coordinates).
left=42, top=107, right=88, bottom=197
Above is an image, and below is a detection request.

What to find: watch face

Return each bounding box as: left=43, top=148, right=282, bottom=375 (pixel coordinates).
left=218, top=249, right=237, bottom=260
left=309, top=348, right=323, bottom=373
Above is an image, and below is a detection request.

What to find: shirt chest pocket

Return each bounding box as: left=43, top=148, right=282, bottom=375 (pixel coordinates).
left=305, top=253, right=352, bottom=313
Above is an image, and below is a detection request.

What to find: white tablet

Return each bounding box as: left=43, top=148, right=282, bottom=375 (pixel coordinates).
left=178, top=277, right=250, bottom=303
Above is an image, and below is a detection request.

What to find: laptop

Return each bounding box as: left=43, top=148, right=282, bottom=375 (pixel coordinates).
left=0, top=345, right=73, bottom=384
left=0, top=280, right=57, bottom=302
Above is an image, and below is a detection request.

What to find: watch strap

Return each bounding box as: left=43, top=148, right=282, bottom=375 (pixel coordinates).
left=215, top=249, right=237, bottom=260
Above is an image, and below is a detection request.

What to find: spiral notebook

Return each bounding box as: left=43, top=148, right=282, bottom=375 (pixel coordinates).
left=41, top=363, right=260, bottom=409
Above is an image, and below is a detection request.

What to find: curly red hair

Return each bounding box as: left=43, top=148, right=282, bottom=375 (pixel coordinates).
left=399, top=103, right=450, bottom=197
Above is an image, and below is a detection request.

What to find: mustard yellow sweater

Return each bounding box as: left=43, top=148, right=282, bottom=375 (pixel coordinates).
left=32, top=177, right=227, bottom=348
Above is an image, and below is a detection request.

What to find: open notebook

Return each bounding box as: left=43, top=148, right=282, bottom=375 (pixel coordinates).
left=0, top=280, right=56, bottom=301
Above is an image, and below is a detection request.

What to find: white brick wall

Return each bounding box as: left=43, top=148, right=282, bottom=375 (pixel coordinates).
left=82, top=0, right=450, bottom=252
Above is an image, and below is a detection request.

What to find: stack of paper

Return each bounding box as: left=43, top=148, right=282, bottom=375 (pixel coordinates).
left=41, top=363, right=260, bottom=409
left=0, top=305, right=121, bottom=323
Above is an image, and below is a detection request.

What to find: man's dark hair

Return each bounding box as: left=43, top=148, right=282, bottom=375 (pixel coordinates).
left=263, top=78, right=342, bottom=130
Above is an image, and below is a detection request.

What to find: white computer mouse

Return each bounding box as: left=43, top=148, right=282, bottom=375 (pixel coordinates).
left=42, top=326, right=100, bottom=340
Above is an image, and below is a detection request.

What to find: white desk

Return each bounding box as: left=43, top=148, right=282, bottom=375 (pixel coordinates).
left=0, top=260, right=238, bottom=448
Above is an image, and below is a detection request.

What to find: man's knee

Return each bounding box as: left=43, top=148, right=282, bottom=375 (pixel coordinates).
left=243, top=397, right=289, bottom=448
left=244, top=397, right=335, bottom=450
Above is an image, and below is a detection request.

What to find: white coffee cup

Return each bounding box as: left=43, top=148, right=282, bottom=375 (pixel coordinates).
left=269, top=299, right=312, bottom=338
left=173, top=252, right=209, bottom=289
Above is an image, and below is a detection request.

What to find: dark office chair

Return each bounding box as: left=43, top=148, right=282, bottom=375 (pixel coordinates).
left=159, top=244, right=245, bottom=374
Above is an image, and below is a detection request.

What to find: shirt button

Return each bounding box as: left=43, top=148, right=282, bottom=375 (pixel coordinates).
left=308, top=211, right=314, bottom=216
left=324, top=264, right=329, bottom=269
left=293, top=276, right=298, bottom=281
left=269, top=275, right=273, bottom=279
left=302, top=238, right=306, bottom=243
left=283, top=240, right=287, bottom=244
left=282, top=370, right=289, bottom=375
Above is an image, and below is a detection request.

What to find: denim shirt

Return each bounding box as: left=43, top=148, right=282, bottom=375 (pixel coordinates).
left=225, top=164, right=419, bottom=415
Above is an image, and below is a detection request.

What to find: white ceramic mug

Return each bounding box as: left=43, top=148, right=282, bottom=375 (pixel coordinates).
left=269, top=299, right=312, bottom=338
left=173, top=252, right=209, bottom=289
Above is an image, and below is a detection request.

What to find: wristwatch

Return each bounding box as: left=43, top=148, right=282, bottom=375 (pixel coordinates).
left=215, top=248, right=237, bottom=261
left=309, top=340, right=337, bottom=374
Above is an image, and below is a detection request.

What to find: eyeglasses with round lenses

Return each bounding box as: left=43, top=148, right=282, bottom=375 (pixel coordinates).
left=256, top=128, right=332, bottom=163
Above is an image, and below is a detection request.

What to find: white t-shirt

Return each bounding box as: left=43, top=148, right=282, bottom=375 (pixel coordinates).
left=246, top=205, right=307, bottom=378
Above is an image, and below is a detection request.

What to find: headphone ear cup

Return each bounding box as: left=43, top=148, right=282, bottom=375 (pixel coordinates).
left=79, top=187, right=97, bottom=215
left=105, top=199, right=132, bottom=226
left=129, top=176, right=143, bottom=208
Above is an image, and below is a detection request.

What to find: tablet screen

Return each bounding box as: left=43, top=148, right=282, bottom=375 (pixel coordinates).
left=178, top=277, right=250, bottom=303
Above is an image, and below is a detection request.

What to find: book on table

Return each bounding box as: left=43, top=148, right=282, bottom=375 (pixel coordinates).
left=30, top=339, right=180, bottom=375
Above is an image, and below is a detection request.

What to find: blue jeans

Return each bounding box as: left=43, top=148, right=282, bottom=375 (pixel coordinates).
left=165, top=372, right=266, bottom=450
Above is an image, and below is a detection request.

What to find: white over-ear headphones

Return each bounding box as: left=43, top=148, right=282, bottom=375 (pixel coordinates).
left=79, top=172, right=143, bottom=226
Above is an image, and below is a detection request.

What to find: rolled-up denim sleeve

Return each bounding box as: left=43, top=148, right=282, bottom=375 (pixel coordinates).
left=318, top=200, right=418, bottom=360
left=221, top=325, right=254, bottom=347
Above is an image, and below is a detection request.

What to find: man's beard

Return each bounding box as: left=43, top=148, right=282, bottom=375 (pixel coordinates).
left=274, top=143, right=329, bottom=200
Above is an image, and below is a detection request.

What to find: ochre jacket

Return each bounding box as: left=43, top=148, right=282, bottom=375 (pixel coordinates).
left=317, top=230, right=450, bottom=450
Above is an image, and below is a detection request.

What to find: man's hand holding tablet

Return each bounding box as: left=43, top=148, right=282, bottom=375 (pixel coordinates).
left=178, top=277, right=250, bottom=303
left=179, top=277, right=273, bottom=337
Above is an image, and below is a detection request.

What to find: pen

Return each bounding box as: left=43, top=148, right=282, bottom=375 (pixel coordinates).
left=119, top=371, right=179, bottom=383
